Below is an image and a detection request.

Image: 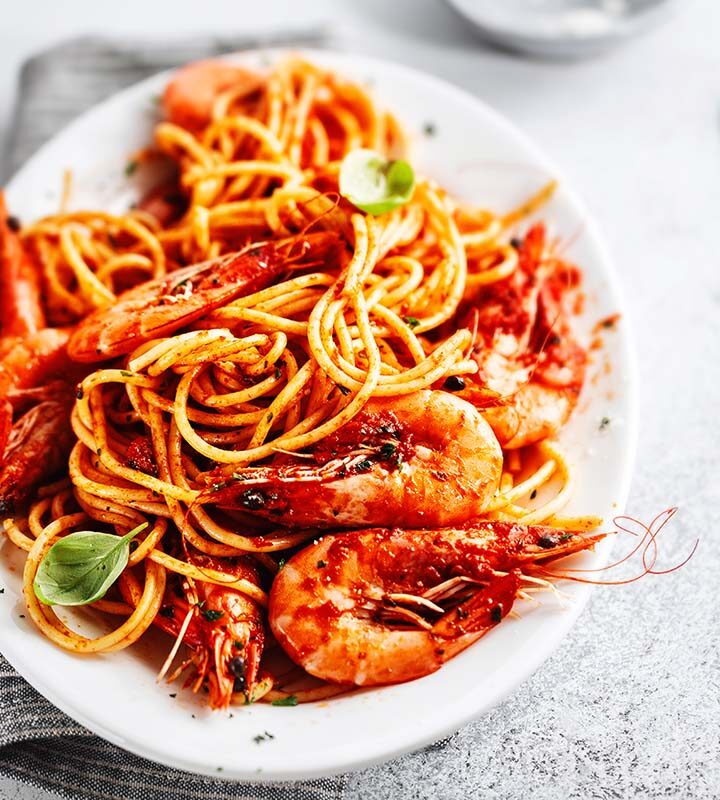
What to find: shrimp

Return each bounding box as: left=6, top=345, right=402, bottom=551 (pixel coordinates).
left=269, top=520, right=604, bottom=686
left=162, top=59, right=265, bottom=132
left=457, top=223, right=587, bottom=449
left=0, top=199, right=80, bottom=509
left=67, top=232, right=342, bottom=362
left=0, top=399, right=75, bottom=515
left=0, top=193, right=45, bottom=338
left=149, top=557, right=265, bottom=710
left=203, top=390, right=503, bottom=529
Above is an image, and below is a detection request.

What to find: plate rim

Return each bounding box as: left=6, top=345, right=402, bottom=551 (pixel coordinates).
left=1, top=46, right=638, bottom=781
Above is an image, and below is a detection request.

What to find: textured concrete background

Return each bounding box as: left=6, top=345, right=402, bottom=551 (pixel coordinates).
left=1, top=1, right=719, bottom=798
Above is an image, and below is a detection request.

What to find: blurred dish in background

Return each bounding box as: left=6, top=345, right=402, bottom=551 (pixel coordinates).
left=444, top=0, right=675, bottom=57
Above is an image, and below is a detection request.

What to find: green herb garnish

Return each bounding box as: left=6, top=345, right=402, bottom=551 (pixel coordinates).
left=271, top=695, right=298, bottom=707
left=124, top=161, right=138, bottom=177
left=378, top=443, right=397, bottom=460
left=33, top=522, right=148, bottom=606
left=599, top=416, right=611, bottom=431
left=404, top=316, right=420, bottom=329
left=339, top=149, right=415, bottom=216
left=202, top=609, right=224, bottom=622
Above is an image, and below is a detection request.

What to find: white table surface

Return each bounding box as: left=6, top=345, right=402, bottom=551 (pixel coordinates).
left=1, top=1, right=719, bottom=798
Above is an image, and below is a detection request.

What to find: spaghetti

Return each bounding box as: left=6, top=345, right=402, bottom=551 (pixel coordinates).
left=1, top=56, right=597, bottom=708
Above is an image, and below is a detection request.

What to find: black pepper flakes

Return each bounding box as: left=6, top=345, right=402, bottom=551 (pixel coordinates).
left=240, top=488, right=267, bottom=510
left=538, top=534, right=559, bottom=549
left=443, top=375, right=466, bottom=392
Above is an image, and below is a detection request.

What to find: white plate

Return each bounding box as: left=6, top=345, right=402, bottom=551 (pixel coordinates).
left=1, top=49, right=637, bottom=781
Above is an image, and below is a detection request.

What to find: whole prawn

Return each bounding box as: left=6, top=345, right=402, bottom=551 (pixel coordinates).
left=68, top=232, right=342, bottom=362
left=269, top=520, right=604, bottom=686
left=202, top=390, right=503, bottom=529
left=457, top=223, right=587, bottom=449
left=146, top=555, right=265, bottom=710
left=162, top=59, right=264, bottom=132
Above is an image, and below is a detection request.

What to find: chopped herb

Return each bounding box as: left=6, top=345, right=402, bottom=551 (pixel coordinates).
left=0, top=588, right=4, bottom=594
left=159, top=605, right=175, bottom=618
left=404, top=316, right=420, bottom=329
left=124, top=161, right=138, bottom=177
left=271, top=695, right=298, bottom=707
left=378, top=442, right=397, bottom=460
left=559, top=533, right=574, bottom=542
left=530, top=489, right=537, bottom=500
left=317, top=559, right=327, bottom=569
left=490, top=605, right=502, bottom=623
left=76, top=388, right=84, bottom=399
left=96, top=447, right=102, bottom=456
left=169, top=693, right=177, bottom=698
left=216, top=767, right=224, bottom=773
left=120, top=370, right=133, bottom=377
left=266, top=412, right=274, bottom=423
left=253, top=731, right=275, bottom=744
left=276, top=558, right=287, bottom=572
left=202, top=609, right=224, bottom=622
left=19, top=614, right=25, bottom=619
left=394, top=452, right=404, bottom=471
left=599, top=416, right=611, bottom=431
left=274, top=365, right=282, bottom=380
left=336, top=384, right=351, bottom=396
left=354, top=458, right=373, bottom=473
left=210, top=480, right=228, bottom=493
left=233, top=640, right=244, bottom=650
left=422, top=122, right=436, bottom=137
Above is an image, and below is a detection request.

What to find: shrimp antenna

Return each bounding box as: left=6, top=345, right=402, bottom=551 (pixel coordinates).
left=537, top=508, right=698, bottom=586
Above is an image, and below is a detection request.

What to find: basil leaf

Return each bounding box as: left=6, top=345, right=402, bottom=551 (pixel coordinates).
left=33, top=522, right=148, bottom=606
left=339, top=148, right=415, bottom=216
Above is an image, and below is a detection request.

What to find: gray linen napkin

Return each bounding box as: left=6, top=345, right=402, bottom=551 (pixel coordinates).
left=0, top=32, right=348, bottom=800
